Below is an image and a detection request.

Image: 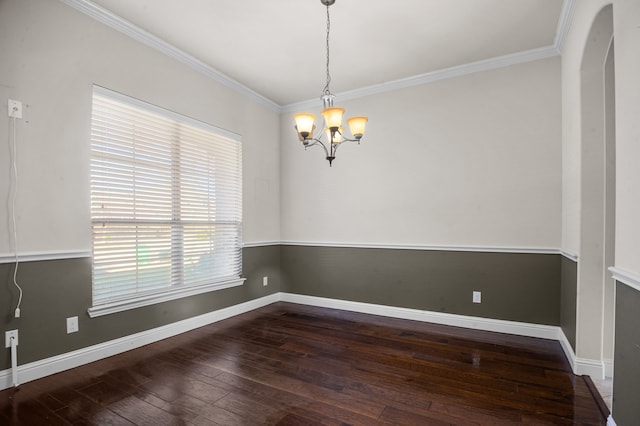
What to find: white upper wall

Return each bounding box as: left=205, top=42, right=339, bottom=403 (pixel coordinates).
left=560, top=0, right=611, bottom=257
left=562, top=0, right=640, bottom=274
left=0, top=0, right=281, bottom=255
left=281, top=58, right=562, bottom=249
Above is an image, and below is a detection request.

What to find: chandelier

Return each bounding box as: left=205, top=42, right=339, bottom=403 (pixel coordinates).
left=293, top=0, right=368, bottom=166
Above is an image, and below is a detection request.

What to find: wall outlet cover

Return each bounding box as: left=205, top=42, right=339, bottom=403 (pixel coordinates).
left=473, top=291, right=482, bottom=304
left=8, top=99, right=22, bottom=119
left=66, top=316, right=79, bottom=334
left=5, top=330, right=18, bottom=348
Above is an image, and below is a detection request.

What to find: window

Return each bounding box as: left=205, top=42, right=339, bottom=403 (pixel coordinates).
left=88, top=86, right=243, bottom=317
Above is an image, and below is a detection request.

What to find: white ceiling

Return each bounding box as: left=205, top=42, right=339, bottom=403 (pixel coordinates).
left=82, top=0, right=566, bottom=107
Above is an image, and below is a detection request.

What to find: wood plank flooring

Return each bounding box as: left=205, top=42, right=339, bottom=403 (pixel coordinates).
left=0, top=302, right=607, bottom=425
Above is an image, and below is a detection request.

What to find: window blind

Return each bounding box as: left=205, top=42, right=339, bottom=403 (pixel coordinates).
left=89, top=87, right=242, bottom=313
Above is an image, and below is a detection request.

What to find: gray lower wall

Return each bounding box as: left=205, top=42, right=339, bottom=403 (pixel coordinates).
left=613, top=281, right=640, bottom=425
left=2, top=244, right=566, bottom=376
left=560, top=256, right=577, bottom=351
left=0, top=245, right=281, bottom=371
left=281, top=245, right=561, bottom=325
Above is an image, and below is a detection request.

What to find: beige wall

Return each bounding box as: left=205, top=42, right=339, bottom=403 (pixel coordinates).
left=561, top=0, right=611, bottom=257
left=562, top=0, right=640, bottom=374
left=563, top=0, right=640, bottom=275
left=0, top=0, right=281, bottom=255
left=6, top=0, right=640, bottom=394
left=281, top=58, right=562, bottom=249
left=563, top=0, right=614, bottom=367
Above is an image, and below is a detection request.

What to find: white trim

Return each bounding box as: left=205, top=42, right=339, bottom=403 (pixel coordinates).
left=242, top=241, right=281, bottom=248
left=0, top=250, right=91, bottom=264
left=60, top=0, right=279, bottom=112
left=575, top=357, right=605, bottom=379
left=61, top=0, right=574, bottom=111
left=0, top=242, right=280, bottom=266
left=557, top=327, right=578, bottom=373
left=0, top=242, right=567, bottom=264
left=280, top=240, right=561, bottom=255
left=280, top=293, right=602, bottom=378
left=282, top=46, right=560, bottom=112
left=609, top=266, right=640, bottom=292
left=0, top=293, right=279, bottom=390
left=555, top=0, right=577, bottom=53
left=0, top=292, right=600, bottom=391
left=280, top=293, right=561, bottom=340
left=555, top=325, right=605, bottom=377
left=87, top=278, right=246, bottom=318
left=607, top=415, right=617, bottom=426
left=604, top=358, right=614, bottom=378
left=561, top=250, right=579, bottom=262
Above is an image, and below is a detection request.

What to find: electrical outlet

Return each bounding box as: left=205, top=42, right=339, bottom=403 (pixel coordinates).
left=66, top=316, right=79, bottom=334
left=263, top=276, right=269, bottom=286
left=473, top=291, right=482, bottom=304
left=8, top=99, right=22, bottom=119
left=5, top=330, right=18, bottom=348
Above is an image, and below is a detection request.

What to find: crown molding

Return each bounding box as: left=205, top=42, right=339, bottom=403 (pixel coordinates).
left=61, top=0, right=574, bottom=112
left=285, top=0, right=573, bottom=110
left=60, top=0, right=280, bottom=112
left=555, top=0, right=577, bottom=53
left=282, top=45, right=560, bottom=112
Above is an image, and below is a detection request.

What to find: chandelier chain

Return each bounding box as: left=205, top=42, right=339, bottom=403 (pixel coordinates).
left=323, top=3, right=332, bottom=96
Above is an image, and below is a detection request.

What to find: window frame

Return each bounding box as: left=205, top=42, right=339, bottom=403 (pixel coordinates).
left=88, top=86, right=244, bottom=318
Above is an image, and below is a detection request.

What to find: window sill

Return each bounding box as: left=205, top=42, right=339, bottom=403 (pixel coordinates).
left=87, top=277, right=246, bottom=318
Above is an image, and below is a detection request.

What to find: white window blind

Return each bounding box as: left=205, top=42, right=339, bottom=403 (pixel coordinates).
left=89, top=87, right=243, bottom=317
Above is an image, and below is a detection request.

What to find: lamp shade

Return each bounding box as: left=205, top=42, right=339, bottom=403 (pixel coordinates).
left=347, top=116, right=368, bottom=139
left=293, top=113, right=316, bottom=138
left=321, top=107, right=345, bottom=129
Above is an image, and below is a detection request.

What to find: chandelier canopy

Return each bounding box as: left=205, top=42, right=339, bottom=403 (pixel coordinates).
left=293, top=0, right=369, bottom=166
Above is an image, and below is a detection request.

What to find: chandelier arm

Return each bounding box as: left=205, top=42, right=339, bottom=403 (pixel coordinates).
left=330, top=139, right=350, bottom=153
left=304, top=138, right=330, bottom=157
left=339, top=137, right=360, bottom=143
left=335, top=128, right=360, bottom=144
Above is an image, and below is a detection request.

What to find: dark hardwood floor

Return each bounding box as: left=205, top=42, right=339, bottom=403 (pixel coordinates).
left=0, top=302, right=607, bottom=425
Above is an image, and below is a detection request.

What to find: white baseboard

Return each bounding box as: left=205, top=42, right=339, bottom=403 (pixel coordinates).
left=557, top=328, right=578, bottom=372
left=604, top=358, right=614, bottom=378
left=279, top=293, right=594, bottom=377
left=575, top=357, right=606, bottom=379
left=607, top=414, right=617, bottom=426
left=0, top=291, right=605, bottom=391
left=554, top=321, right=606, bottom=379
left=280, top=293, right=561, bottom=339
left=0, top=293, right=280, bottom=390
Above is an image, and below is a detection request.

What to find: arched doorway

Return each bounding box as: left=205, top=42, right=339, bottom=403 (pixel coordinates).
left=576, top=3, right=615, bottom=388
